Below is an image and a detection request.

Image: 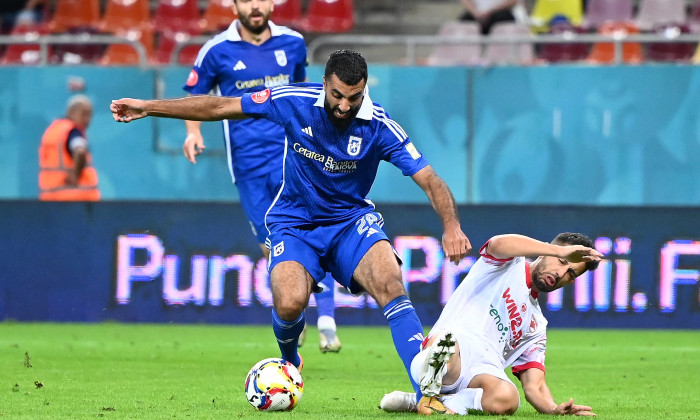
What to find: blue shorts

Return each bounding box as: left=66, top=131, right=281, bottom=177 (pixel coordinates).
left=266, top=212, right=393, bottom=294
left=236, top=169, right=283, bottom=244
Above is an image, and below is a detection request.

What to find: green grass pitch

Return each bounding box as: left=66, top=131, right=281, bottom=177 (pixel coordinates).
left=1, top=322, right=698, bottom=419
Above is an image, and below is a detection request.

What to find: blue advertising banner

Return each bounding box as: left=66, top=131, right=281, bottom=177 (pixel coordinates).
left=1, top=201, right=698, bottom=329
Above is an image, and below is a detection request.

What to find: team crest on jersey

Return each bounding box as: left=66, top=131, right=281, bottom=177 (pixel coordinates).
left=251, top=88, right=271, bottom=104
left=347, top=136, right=362, bottom=156
left=274, top=50, right=287, bottom=66
left=273, top=241, right=285, bottom=257
left=186, top=69, right=198, bottom=86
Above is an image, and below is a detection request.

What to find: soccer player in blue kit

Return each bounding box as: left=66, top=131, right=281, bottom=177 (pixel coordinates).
left=182, top=0, right=341, bottom=352
left=111, top=49, right=472, bottom=415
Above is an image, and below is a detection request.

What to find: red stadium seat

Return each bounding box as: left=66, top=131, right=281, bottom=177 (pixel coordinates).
left=47, top=0, right=101, bottom=33
left=272, top=0, right=303, bottom=27
left=1, top=23, right=50, bottom=65
left=100, top=0, right=152, bottom=34
left=296, top=0, right=354, bottom=33
left=587, top=21, right=642, bottom=64
left=153, top=0, right=202, bottom=34
left=200, top=0, right=237, bottom=33
left=99, top=27, right=155, bottom=65
left=152, top=29, right=203, bottom=65
left=536, top=22, right=590, bottom=63
left=645, top=24, right=695, bottom=62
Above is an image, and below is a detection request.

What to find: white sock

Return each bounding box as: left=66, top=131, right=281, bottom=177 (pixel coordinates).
left=317, top=315, right=336, bottom=331
left=440, top=388, right=483, bottom=415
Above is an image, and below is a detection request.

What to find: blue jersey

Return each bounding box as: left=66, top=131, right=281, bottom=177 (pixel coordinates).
left=240, top=83, right=430, bottom=229
left=183, top=20, right=307, bottom=182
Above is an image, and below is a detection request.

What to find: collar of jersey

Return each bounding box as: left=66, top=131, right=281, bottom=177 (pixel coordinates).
left=226, top=19, right=284, bottom=42
left=313, top=85, right=373, bottom=121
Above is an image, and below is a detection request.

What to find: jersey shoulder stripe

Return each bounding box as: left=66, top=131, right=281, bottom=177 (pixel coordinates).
left=372, top=105, right=408, bottom=142
left=271, top=85, right=322, bottom=100
left=274, top=25, right=305, bottom=40
left=194, top=32, right=228, bottom=67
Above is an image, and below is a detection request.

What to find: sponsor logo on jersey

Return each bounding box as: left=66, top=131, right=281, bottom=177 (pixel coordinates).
left=347, top=136, right=362, bottom=156
left=273, top=241, right=284, bottom=257
left=405, top=142, right=421, bottom=160
left=235, top=73, right=291, bottom=90
left=274, top=50, right=287, bottom=66
left=302, top=126, right=313, bottom=137
left=502, top=287, right=524, bottom=347
left=186, top=69, right=199, bottom=86
left=488, top=304, right=509, bottom=343
left=251, top=88, right=271, bottom=104
left=292, top=143, right=358, bottom=173
left=233, top=60, right=247, bottom=71
left=324, top=156, right=357, bottom=173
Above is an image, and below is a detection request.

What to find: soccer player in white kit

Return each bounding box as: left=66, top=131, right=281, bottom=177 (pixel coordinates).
left=381, top=232, right=602, bottom=416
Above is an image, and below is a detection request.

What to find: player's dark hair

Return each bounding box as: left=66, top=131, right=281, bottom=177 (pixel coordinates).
left=552, top=232, right=600, bottom=272
left=324, top=49, right=367, bottom=86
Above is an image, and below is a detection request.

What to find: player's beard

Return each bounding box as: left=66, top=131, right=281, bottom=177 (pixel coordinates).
left=238, top=9, right=270, bottom=35
left=324, top=99, right=360, bottom=130
left=531, top=265, right=557, bottom=293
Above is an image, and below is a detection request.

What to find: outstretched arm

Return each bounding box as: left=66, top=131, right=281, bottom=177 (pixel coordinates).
left=520, top=368, right=596, bottom=416
left=411, top=165, right=472, bottom=264
left=111, top=95, right=246, bottom=123
left=486, top=234, right=603, bottom=262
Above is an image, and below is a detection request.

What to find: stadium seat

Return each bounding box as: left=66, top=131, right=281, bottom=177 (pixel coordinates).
left=296, top=0, right=355, bottom=33
left=689, top=0, right=700, bottom=33
left=530, top=0, right=584, bottom=33
left=0, top=23, right=50, bottom=65
left=52, top=26, right=107, bottom=64
left=536, top=21, right=589, bottom=63
left=483, top=22, right=534, bottom=65
left=584, top=0, right=634, bottom=30
left=200, top=0, right=237, bottom=33
left=152, top=29, right=203, bottom=65
left=46, top=0, right=101, bottom=33
left=99, top=27, right=154, bottom=65
left=635, top=0, right=687, bottom=32
left=153, top=0, right=202, bottom=34
left=587, top=21, right=642, bottom=64
left=272, top=0, right=303, bottom=27
left=100, top=0, right=152, bottom=34
left=645, top=24, right=695, bottom=62
left=425, top=21, right=484, bottom=66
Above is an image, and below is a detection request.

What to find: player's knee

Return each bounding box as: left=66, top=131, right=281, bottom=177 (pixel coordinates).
left=273, top=296, right=306, bottom=321
left=371, top=276, right=407, bottom=307
left=482, top=384, right=520, bottom=415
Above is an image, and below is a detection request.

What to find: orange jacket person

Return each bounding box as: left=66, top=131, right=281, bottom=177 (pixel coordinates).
left=38, top=94, right=100, bottom=201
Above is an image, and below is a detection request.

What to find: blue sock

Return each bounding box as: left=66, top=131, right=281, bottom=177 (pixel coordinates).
left=383, top=295, right=424, bottom=401
left=271, top=308, right=304, bottom=368
left=316, top=274, right=336, bottom=319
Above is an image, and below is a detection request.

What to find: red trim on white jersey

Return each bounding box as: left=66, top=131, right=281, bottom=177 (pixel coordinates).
left=479, top=240, right=514, bottom=266
left=511, top=361, right=546, bottom=378
left=525, top=262, right=538, bottom=299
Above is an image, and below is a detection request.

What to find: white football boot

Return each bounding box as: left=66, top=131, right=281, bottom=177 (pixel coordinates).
left=419, top=331, right=456, bottom=397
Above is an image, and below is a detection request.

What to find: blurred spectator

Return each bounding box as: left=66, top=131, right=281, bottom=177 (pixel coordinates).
left=458, top=0, right=519, bottom=35
left=39, top=94, right=100, bottom=201
left=0, top=0, right=46, bottom=34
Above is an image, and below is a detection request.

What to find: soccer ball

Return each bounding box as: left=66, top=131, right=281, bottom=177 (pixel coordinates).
left=244, top=358, right=304, bottom=411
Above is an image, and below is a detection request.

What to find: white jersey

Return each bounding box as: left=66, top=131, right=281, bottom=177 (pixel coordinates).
left=431, top=241, right=548, bottom=376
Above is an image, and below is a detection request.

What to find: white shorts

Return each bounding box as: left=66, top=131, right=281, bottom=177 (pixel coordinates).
left=410, top=329, right=514, bottom=395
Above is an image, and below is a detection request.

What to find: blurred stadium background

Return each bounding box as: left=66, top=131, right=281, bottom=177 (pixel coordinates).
left=0, top=0, right=699, bottom=330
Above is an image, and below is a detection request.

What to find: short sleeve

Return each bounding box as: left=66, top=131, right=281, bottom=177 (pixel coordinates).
left=183, top=45, right=218, bottom=95
left=376, top=109, right=429, bottom=176
left=511, top=336, right=546, bottom=379
left=240, top=88, right=285, bottom=126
